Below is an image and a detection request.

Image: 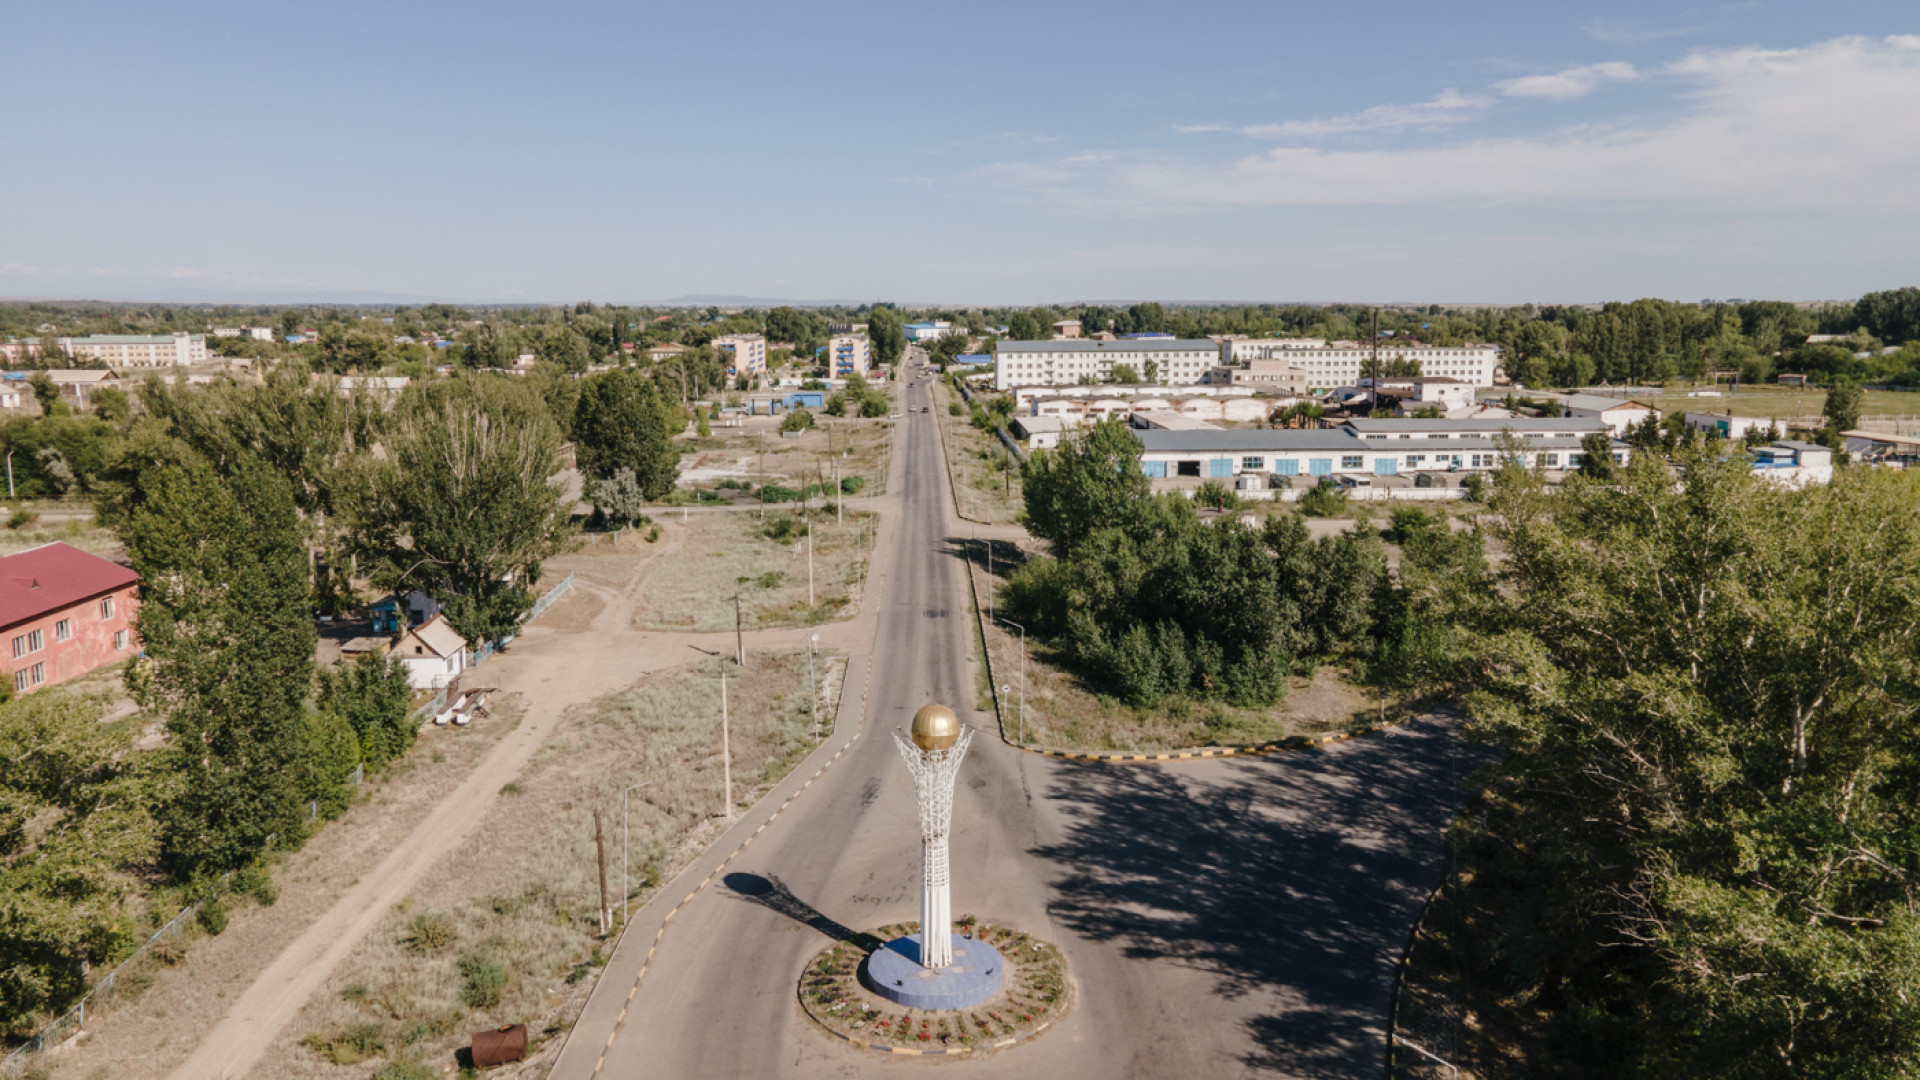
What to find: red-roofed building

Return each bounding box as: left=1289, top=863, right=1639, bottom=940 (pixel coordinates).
left=1, top=542, right=140, bottom=694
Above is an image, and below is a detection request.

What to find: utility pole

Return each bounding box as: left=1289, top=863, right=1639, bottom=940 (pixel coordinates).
left=1002, top=619, right=1027, bottom=745
left=807, top=514, right=815, bottom=607
left=1370, top=307, right=1381, bottom=388
left=720, top=669, right=734, bottom=819
left=986, top=539, right=993, bottom=622
left=731, top=592, right=746, bottom=667
left=594, top=808, right=612, bottom=935
left=809, top=633, right=820, bottom=736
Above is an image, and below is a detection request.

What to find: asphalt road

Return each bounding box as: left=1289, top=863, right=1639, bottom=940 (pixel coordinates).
left=553, top=370, right=1473, bottom=1079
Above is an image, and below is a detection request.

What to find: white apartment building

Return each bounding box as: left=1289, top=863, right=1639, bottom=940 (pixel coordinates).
left=1221, top=339, right=1499, bottom=390
left=211, top=327, right=276, bottom=341
left=713, top=333, right=767, bottom=377
left=993, top=339, right=1220, bottom=391
left=56, top=332, right=208, bottom=368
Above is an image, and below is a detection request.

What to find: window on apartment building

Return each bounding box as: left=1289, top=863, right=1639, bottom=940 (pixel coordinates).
left=1406, top=455, right=1425, bottom=467
left=10, top=636, right=24, bottom=660
left=114, top=629, right=128, bottom=651
left=12, top=669, right=26, bottom=692
left=25, top=629, right=41, bottom=653
left=1539, top=453, right=1560, bottom=467
left=30, top=662, right=43, bottom=686
left=1341, top=455, right=1364, bottom=469
left=54, top=619, right=70, bottom=642
left=99, top=596, right=115, bottom=619
left=1241, top=456, right=1264, bottom=470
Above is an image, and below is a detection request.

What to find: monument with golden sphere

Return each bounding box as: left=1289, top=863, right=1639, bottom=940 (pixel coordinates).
left=893, top=703, right=972, bottom=970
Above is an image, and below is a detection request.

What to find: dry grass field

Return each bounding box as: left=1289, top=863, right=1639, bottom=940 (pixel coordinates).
left=931, top=381, right=1024, bottom=525
left=629, top=508, right=875, bottom=633
left=0, top=503, right=121, bottom=559
left=256, top=650, right=843, bottom=1079
left=673, top=410, right=896, bottom=501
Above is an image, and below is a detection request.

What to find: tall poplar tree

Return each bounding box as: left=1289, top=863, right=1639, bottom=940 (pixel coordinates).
left=125, top=456, right=314, bottom=877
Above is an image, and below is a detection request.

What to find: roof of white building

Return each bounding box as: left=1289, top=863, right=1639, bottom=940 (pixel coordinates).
left=1560, top=393, right=1657, bottom=413
left=995, top=339, right=1218, bottom=354
left=397, top=614, right=466, bottom=660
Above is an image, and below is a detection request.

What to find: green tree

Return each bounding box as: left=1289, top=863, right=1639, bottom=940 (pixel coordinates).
left=27, top=371, right=63, bottom=415
left=780, top=406, right=815, bottom=433
left=1466, top=455, right=1920, bottom=1075
left=0, top=693, right=158, bottom=1030
left=126, top=456, right=314, bottom=877
left=867, top=308, right=906, bottom=364
left=1576, top=430, right=1618, bottom=479
left=1823, top=376, right=1863, bottom=434
left=317, top=651, right=415, bottom=768
left=573, top=368, right=679, bottom=500
left=1019, top=418, right=1150, bottom=557
left=348, top=377, right=574, bottom=644
left=1108, top=363, right=1140, bottom=384
left=91, top=385, right=131, bottom=424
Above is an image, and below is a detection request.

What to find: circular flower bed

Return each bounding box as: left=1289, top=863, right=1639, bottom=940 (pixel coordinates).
left=798, top=917, right=1070, bottom=1055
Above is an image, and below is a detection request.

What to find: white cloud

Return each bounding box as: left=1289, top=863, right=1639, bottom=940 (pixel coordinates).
left=1007, top=35, right=1920, bottom=214
left=1256, top=88, right=1493, bottom=137
left=1496, top=61, right=1639, bottom=100
left=1229, top=89, right=1492, bottom=139
left=1, top=262, right=38, bottom=275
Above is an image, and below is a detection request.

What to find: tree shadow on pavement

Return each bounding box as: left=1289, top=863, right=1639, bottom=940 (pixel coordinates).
left=723, top=872, right=888, bottom=953
left=1032, top=715, right=1483, bottom=1077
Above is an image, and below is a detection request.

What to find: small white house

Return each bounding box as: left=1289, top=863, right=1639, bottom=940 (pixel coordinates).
left=395, top=614, right=467, bottom=690
left=1561, top=394, right=1660, bottom=436
left=1686, top=412, right=1779, bottom=441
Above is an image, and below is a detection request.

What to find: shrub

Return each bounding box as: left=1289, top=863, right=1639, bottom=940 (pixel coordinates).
left=838, top=475, right=865, bottom=495
left=233, top=862, right=278, bottom=906
left=1462, top=473, right=1488, bottom=502
left=198, top=899, right=229, bottom=935
left=301, top=1023, right=386, bottom=1065
left=763, top=517, right=807, bottom=543
left=400, top=912, right=458, bottom=954
left=948, top=401, right=965, bottom=417
left=780, top=407, right=815, bottom=433
left=369, top=1059, right=437, bottom=1080
left=758, top=484, right=803, bottom=503
left=1194, top=479, right=1239, bottom=511
left=1298, top=481, right=1348, bottom=518
left=458, top=954, right=508, bottom=1009
left=6, top=510, right=36, bottom=530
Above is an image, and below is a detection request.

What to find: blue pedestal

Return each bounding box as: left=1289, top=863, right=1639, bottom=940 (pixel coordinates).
left=862, top=934, right=1005, bottom=1011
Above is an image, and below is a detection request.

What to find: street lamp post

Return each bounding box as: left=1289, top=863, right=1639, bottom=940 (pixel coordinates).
left=1001, top=619, right=1026, bottom=745
left=621, top=780, right=656, bottom=928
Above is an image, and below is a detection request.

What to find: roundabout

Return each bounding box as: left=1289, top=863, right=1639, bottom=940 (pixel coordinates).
left=798, top=919, right=1070, bottom=1056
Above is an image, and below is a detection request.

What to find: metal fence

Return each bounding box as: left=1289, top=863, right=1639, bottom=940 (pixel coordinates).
left=469, top=572, right=574, bottom=671
left=3, top=900, right=205, bottom=1075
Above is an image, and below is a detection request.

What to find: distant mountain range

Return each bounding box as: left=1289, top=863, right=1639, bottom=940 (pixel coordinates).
left=657, top=294, right=872, bottom=309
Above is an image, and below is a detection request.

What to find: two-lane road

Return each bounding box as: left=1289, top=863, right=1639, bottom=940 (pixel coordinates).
left=554, top=372, right=1470, bottom=1079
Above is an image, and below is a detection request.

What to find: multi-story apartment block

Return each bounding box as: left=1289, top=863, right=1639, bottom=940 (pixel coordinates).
left=1221, top=338, right=1498, bottom=389
left=713, top=334, right=767, bottom=377
left=904, top=321, right=953, bottom=343
left=992, top=339, right=1221, bottom=391
left=828, top=333, right=871, bottom=377
left=56, top=332, right=208, bottom=368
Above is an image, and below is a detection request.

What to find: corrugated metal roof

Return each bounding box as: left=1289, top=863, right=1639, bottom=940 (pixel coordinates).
left=0, top=542, right=139, bottom=630
left=1342, top=417, right=1605, bottom=433
left=1133, top=429, right=1602, bottom=454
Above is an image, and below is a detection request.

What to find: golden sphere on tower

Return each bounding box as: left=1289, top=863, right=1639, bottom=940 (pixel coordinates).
left=910, top=704, right=960, bottom=752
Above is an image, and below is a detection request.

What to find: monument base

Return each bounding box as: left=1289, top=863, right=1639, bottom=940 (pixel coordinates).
left=862, top=933, right=1005, bottom=1011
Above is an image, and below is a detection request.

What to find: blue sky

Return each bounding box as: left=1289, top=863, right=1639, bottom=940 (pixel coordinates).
left=1, top=0, right=1916, bottom=305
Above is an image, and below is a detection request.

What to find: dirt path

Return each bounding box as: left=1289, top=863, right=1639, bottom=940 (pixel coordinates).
left=157, top=484, right=902, bottom=1080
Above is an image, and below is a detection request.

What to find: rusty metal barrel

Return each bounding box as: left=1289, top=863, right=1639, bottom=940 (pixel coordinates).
left=471, top=1024, right=528, bottom=1067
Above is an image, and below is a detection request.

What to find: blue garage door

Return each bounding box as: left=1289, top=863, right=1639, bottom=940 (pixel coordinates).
left=1274, top=459, right=1299, bottom=476
left=1374, top=458, right=1398, bottom=475
left=1308, top=459, right=1333, bottom=477
left=1142, top=460, right=1167, bottom=478
left=1209, top=459, right=1233, bottom=478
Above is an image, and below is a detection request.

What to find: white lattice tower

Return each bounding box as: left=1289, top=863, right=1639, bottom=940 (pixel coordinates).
left=893, top=725, right=972, bottom=969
